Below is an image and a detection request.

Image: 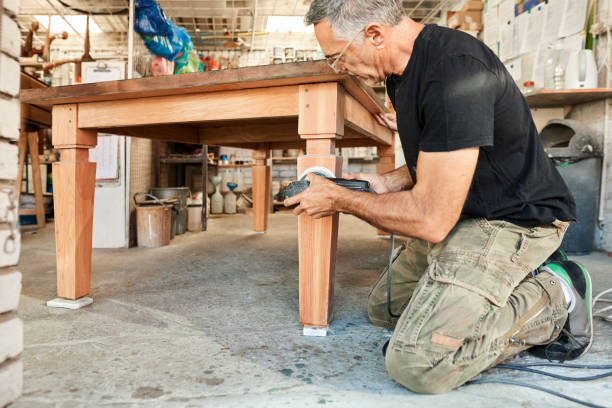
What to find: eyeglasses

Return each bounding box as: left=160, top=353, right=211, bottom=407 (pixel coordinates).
left=326, top=29, right=364, bottom=72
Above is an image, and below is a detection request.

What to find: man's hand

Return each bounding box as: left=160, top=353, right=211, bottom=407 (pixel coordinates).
left=344, top=172, right=391, bottom=194
left=375, top=112, right=398, bottom=131
left=283, top=174, right=343, bottom=219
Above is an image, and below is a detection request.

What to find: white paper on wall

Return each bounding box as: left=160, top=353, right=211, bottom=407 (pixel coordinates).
left=500, top=19, right=514, bottom=61
left=541, top=0, right=564, bottom=44
left=89, top=134, right=119, bottom=181
left=512, top=12, right=528, bottom=59
left=505, top=57, right=523, bottom=82
left=558, top=0, right=588, bottom=38
left=483, top=5, right=500, bottom=45
left=520, top=4, right=545, bottom=55
left=498, top=0, right=516, bottom=24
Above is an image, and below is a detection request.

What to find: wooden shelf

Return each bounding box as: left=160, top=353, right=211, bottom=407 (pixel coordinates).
left=272, top=156, right=379, bottom=163
left=217, top=163, right=253, bottom=168
left=160, top=156, right=253, bottom=167
left=526, top=88, right=612, bottom=108
left=160, top=156, right=205, bottom=164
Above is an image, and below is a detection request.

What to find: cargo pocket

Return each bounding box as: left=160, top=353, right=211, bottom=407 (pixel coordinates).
left=428, top=257, right=516, bottom=307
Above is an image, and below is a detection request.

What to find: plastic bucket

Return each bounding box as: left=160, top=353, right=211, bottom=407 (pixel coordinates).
left=187, top=205, right=202, bottom=232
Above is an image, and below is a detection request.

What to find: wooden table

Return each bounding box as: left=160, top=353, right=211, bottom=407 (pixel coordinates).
left=20, top=61, right=394, bottom=334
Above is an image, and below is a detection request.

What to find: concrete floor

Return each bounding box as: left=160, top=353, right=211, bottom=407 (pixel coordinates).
left=12, top=213, right=612, bottom=407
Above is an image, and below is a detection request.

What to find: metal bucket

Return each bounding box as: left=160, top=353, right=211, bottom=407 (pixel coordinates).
left=134, top=193, right=171, bottom=248
left=150, top=187, right=190, bottom=235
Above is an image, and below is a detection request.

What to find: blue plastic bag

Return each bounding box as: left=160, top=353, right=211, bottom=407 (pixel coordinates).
left=134, top=0, right=171, bottom=36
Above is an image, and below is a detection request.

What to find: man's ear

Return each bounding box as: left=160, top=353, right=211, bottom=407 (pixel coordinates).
left=365, top=23, right=385, bottom=48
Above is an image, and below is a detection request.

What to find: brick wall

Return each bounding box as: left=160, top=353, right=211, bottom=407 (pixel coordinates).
left=0, top=0, right=23, bottom=406
left=128, top=137, right=154, bottom=246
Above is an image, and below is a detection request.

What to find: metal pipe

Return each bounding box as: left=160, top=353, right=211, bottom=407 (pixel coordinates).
left=250, top=0, right=258, bottom=52
left=599, top=98, right=609, bottom=224
left=127, top=0, right=134, bottom=79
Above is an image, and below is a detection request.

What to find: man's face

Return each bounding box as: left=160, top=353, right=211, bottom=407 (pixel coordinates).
left=314, top=20, right=385, bottom=85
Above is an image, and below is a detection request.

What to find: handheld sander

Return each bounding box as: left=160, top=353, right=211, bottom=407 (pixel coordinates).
left=282, top=166, right=373, bottom=199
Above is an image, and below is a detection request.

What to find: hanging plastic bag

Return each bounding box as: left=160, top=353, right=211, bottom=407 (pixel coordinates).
left=134, top=0, right=172, bottom=36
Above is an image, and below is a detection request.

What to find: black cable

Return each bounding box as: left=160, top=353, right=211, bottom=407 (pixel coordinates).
left=467, top=378, right=606, bottom=408
left=386, top=234, right=401, bottom=318
left=495, top=364, right=612, bottom=381
left=501, top=362, right=612, bottom=369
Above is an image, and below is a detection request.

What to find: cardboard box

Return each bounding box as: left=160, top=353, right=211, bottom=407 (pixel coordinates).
left=459, top=10, right=483, bottom=31
left=462, top=1, right=484, bottom=12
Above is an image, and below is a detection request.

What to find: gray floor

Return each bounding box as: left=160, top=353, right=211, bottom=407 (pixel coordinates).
left=13, top=213, right=612, bottom=407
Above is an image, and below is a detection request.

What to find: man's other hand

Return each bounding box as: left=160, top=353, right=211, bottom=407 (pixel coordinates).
left=344, top=172, right=390, bottom=194
left=375, top=112, right=398, bottom=131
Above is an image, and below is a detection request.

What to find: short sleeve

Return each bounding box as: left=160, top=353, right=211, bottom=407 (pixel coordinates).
left=418, top=55, right=497, bottom=152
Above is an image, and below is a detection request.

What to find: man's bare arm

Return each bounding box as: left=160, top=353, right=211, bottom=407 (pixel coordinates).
left=336, top=148, right=478, bottom=242
left=284, top=148, right=478, bottom=242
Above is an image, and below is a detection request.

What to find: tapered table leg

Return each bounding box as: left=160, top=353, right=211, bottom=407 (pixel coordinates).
left=252, top=144, right=270, bottom=233
left=297, top=83, right=344, bottom=336
left=376, top=143, right=395, bottom=237
left=48, top=104, right=97, bottom=307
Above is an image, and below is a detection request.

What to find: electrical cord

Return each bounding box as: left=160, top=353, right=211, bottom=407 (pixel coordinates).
left=594, top=288, right=612, bottom=322
left=467, top=362, right=612, bottom=408
left=494, top=363, right=612, bottom=381
left=386, top=234, right=402, bottom=318
left=467, top=378, right=606, bottom=408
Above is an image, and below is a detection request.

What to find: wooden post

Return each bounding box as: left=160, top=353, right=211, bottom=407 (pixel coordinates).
left=51, top=104, right=97, bottom=300
left=15, top=131, right=47, bottom=228
left=297, top=83, right=344, bottom=335
left=376, top=143, right=395, bottom=237
left=252, top=143, right=270, bottom=233
left=14, top=132, right=27, bottom=206
left=27, top=131, right=46, bottom=228
left=201, top=144, right=208, bottom=231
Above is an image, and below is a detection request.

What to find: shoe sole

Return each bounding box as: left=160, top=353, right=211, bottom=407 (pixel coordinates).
left=574, top=261, right=594, bottom=359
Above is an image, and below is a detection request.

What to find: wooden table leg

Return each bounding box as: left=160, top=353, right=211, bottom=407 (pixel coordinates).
left=27, top=131, right=46, bottom=228
left=252, top=144, right=270, bottom=233
left=297, top=83, right=344, bottom=335
left=201, top=144, right=208, bottom=231
left=14, top=131, right=27, bottom=206
left=48, top=104, right=97, bottom=306
left=376, top=143, right=395, bottom=237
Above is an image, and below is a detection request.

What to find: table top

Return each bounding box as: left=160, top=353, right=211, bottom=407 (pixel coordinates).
left=20, top=61, right=386, bottom=115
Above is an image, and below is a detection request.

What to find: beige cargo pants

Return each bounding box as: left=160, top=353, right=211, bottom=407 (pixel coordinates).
left=368, top=217, right=570, bottom=394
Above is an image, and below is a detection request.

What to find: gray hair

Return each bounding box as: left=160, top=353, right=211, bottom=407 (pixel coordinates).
left=305, top=0, right=405, bottom=40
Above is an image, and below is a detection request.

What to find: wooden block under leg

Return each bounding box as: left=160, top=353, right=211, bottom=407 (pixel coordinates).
left=297, top=139, right=343, bottom=331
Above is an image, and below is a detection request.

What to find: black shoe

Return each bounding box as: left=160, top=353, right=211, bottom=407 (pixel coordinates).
left=529, top=260, right=594, bottom=362
left=382, top=339, right=390, bottom=357
left=543, top=248, right=568, bottom=265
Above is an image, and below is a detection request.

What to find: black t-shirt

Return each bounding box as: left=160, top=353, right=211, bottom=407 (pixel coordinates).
left=386, top=24, right=576, bottom=227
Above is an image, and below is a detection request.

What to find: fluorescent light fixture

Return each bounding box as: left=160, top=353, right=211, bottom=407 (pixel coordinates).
left=265, top=16, right=313, bottom=33
left=35, top=15, right=102, bottom=35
